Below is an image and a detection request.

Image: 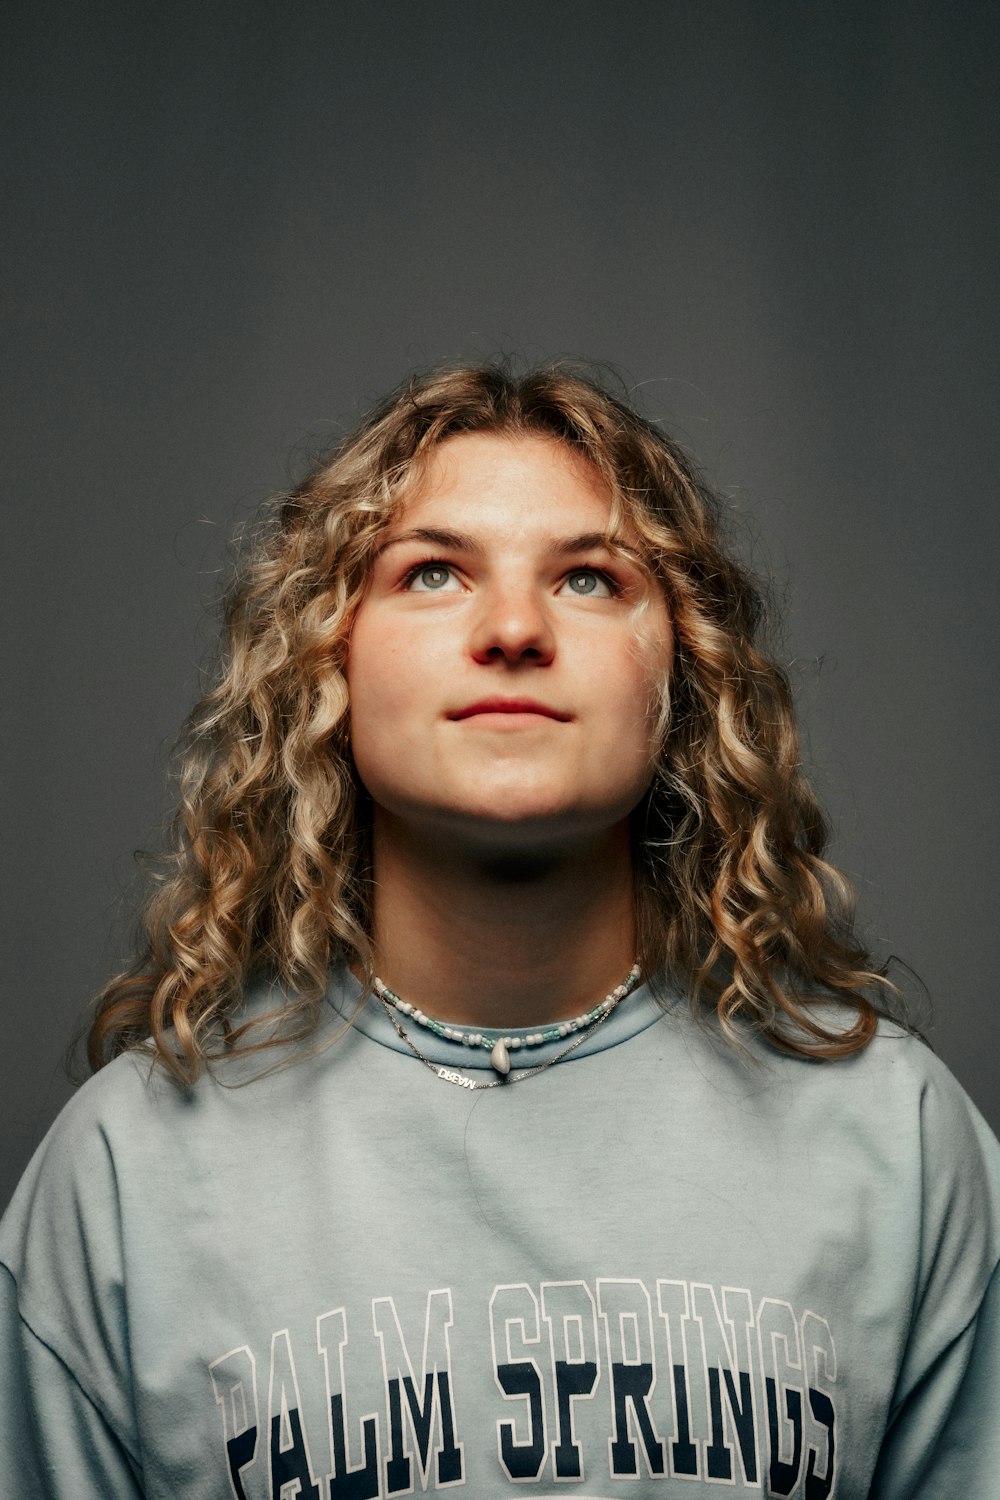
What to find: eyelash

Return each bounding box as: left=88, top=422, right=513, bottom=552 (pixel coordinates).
left=400, top=558, right=622, bottom=595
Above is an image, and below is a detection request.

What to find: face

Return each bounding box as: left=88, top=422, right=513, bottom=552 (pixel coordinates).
left=347, top=432, right=672, bottom=853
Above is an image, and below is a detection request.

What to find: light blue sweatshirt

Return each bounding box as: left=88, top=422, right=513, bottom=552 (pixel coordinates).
left=2, top=969, right=998, bottom=1497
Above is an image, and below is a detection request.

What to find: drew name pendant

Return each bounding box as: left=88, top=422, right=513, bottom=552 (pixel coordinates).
left=373, top=963, right=641, bottom=1090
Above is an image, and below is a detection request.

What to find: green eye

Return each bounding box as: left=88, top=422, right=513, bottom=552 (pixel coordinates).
left=561, top=569, right=612, bottom=597
left=407, top=564, right=454, bottom=591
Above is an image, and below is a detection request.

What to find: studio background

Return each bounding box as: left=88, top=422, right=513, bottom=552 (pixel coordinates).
left=3, top=1, right=997, bottom=1211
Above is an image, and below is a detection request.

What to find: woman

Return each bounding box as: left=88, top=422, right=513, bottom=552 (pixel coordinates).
left=2, top=364, right=997, bottom=1496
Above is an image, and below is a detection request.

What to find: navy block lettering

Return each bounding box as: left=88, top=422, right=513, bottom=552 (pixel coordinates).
left=553, top=1359, right=598, bottom=1478
left=385, top=1378, right=410, bottom=1494
left=225, top=1427, right=257, bottom=1500
left=435, top=1372, right=463, bottom=1484
left=609, top=1362, right=666, bottom=1477
left=209, top=1344, right=260, bottom=1500
left=706, top=1367, right=733, bottom=1481
left=497, top=1362, right=546, bottom=1480
left=805, top=1388, right=835, bottom=1500
left=270, top=1407, right=321, bottom=1500
left=765, top=1377, right=802, bottom=1496
left=328, top=1395, right=379, bottom=1500
left=670, top=1364, right=698, bottom=1476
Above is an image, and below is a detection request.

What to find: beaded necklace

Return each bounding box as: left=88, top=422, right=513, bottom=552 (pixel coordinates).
left=373, top=963, right=641, bottom=1090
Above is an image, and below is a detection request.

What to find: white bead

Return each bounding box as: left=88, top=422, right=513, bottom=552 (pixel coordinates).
left=559, top=1023, right=570, bottom=1037
left=509, top=1036, right=522, bottom=1049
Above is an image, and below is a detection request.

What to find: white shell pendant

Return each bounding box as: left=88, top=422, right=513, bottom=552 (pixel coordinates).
left=490, top=1038, right=511, bottom=1076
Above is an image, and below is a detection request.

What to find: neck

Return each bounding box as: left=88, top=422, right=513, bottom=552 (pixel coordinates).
left=366, top=813, right=637, bottom=1029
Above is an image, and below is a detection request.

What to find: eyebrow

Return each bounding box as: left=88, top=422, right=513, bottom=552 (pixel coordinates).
left=374, top=527, right=641, bottom=561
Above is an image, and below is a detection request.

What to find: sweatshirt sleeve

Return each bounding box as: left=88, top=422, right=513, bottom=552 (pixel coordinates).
left=866, top=1261, right=1000, bottom=1495
left=866, top=1055, right=1000, bottom=1496
left=0, top=1061, right=149, bottom=1495
left=0, top=1264, right=146, bottom=1497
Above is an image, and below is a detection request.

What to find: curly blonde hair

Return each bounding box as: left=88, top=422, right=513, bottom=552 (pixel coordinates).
left=89, top=363, right=895, bottom=1083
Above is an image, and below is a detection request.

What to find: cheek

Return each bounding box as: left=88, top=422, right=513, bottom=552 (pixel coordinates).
left=346, top=650, right=398, bottom=802
left=345, top=620, right=395, bottom=770
left=603, top=666, right=669, bottom=789
left=604, top=633, right=669, bottom=727
left=631, top=609, right=672, bottom=726
left=346, top=615, right=444, bottom=765
left=347, top=612, right=404, bottom=708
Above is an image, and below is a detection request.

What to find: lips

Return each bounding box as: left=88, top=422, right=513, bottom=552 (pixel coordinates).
left=448, top=698, right=571, bottom=721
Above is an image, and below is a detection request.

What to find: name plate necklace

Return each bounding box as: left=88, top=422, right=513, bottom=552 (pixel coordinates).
left=373, top=963, right=641, bottom=1090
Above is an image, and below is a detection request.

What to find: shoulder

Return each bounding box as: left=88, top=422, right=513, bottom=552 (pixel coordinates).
left=0, top=975, right=342, bottom=1276
left=8, top=1044, right=196, bottom=1182
left=748, top=1000, right=990, bottom=1118
left=759, top=1016, right=1000, bottom=1274
left=769, top=1012, right=999, bottom=1156
left=811, top=1017, right=997, bottom=1154
left=846, top=1024, right=1000, bottom=1215
left=0, top=1007, right=265, bottom=1276
left=677, top=1002, right=1000, bottom=1215
left=863, top=1019, right=998, bottom=1138
left=0, top=1054, right=162, bottom=1466
left=0, top=1051, right=168, bottom=1285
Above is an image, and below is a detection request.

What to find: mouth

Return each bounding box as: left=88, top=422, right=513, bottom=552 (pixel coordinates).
left=447, top=698, right=572, bottom=722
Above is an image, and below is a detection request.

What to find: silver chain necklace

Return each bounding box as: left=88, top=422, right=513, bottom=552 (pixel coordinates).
left=373, top=963, right=641, bottom=1090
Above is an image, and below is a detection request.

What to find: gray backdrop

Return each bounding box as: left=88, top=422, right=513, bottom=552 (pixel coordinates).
left=3, top=2, right=998, bottom=1211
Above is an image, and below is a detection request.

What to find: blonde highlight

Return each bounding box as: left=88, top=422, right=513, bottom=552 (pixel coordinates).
left=88, top=362, right=898, bottom=1083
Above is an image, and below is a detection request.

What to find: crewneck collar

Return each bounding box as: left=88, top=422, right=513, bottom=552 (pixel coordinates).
left=324, top=962, right=675, bottom=1073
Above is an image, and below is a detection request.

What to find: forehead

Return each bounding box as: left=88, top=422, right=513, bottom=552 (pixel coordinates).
left=394, top=431, right=615, bottom=537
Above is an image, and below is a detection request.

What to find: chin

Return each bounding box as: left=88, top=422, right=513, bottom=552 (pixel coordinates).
left=437, top=799, right=631, bottom=857
left=460, top=784, right=588, bottom=827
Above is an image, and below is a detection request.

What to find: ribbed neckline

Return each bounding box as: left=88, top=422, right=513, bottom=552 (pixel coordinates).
left=323, top=962, right=675, bottom=1073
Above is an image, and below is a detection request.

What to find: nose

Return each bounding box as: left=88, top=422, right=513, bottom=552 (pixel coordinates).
left=468, top=581, right=556, bottom=666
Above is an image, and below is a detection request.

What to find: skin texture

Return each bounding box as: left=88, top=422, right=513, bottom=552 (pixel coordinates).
left=347, top=432, right=672, bottom=1027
